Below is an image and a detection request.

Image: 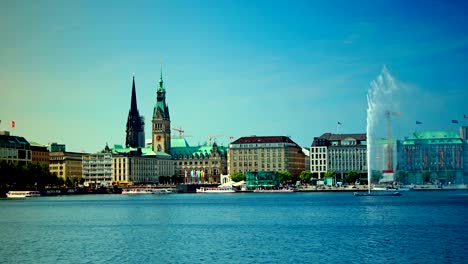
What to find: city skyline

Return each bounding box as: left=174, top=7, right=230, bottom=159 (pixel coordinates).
left=1, top=0, right=467, bottom=152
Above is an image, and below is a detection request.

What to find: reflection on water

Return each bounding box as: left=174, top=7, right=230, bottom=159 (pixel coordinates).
left=1, top=191, right=467, bottom=263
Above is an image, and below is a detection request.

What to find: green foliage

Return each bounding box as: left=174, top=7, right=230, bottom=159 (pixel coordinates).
left=370, top=170, right=383, bottom=183
left=324, top=171, right=336, bottom=178
left=422, top=171, right=431, bottom=183
left=230, top=172, right=245, bottom=182
left=345, top=171, right=361, bottom=184
left=299, top=171, right=312, bottom=183
left=278, top=171, right=292, bottom=183
left=396, top=171, right=409, bottom=184
left=0, top=161, right=61, bottom=191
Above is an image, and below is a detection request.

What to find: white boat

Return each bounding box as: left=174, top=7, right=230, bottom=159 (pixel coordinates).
left=6, top=191, right=41, bottom=198
left=152, top=189, right=174, bottom=195
left=253, top=188, right=294, bottom=193
left=121, top=188, right=154, bottom=195
left=196, top=186, right=236, bottom=193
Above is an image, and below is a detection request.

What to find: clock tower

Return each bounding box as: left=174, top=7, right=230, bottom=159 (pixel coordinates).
left=152, top=66, right=171, bottom=153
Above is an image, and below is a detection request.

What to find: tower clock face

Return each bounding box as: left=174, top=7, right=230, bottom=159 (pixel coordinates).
left=156, top=135, right=161, bottom=141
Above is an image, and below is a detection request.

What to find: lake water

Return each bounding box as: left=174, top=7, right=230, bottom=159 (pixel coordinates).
left=1, top=191, right=467, bottom=264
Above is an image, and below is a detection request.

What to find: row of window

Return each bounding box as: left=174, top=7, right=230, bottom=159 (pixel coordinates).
left=232, top=162, right=283, bottom=169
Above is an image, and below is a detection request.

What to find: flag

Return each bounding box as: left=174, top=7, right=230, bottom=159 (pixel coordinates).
left=452, top=120, right=459, bottom=124
left=337, top=121, right=342, bottom=125
left=11, top=120, right=15, bottom=128
left=229, top=136, right=234, bottom=140
left=416, top=121, right=422, bottom=125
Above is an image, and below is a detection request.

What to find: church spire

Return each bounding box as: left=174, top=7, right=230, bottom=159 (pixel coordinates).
left=126, top=75, right=145, bottom=148
left=130, top=75, right=138, bottom=114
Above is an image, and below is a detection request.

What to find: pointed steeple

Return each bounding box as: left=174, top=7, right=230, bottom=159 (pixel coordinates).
left=130, top=75, right=138, bottom=114
left=126, top=75, right=145, bottom=148
left=158, top=63, right=164, bottom=91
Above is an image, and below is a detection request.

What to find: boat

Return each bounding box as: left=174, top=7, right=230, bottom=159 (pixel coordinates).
left=196, top=186, right=236, bottom=193
left=152, top=189, right=174, bottom=195
left=121, top=188, right=154, bottom=195
left=253, top=188, right=294, bottom=193
left=6, top=191, right=41, bottom=198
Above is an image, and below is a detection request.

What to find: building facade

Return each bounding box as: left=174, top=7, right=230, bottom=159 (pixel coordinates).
left=0, top=131, right=31, bottom=165
left=82, top=152, right=113, bottom=187
left=396, top=130, right=465, bottom=184
left=125, top=76, right=145, bottom=148
left=152, top=69, right=171, bottom=153
left=311, top=133, right=367, bottom=181
left=170, top=138, right=228, bottom=183
left=228, top=136, right=305, bottom=178
left=49, top=151, right=85, bottom=181
left=111, top=145, right=174, bottom=185
left=30, top=142, right=49, bottom=165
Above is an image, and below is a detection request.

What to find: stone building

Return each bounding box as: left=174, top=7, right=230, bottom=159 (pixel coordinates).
left=396, top=129, right=466, bottom=184
left=170, top=138, right=228, bottom=183
left=311, top=133, right=367, bottom=181
left=49, top=151, right=85, bottom=181
left=228, top=136, right=305, bottom=178
left=30, top=142, right=49, bottom=165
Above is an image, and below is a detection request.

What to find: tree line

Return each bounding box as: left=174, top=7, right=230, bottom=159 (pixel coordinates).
left=0, top=160, right=66, bottom=191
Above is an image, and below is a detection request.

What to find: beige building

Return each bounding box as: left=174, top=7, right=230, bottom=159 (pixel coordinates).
left=49, top=151, right=86, bottom=181
left=112, top=154, right=174, bottom=185
left=228, top=136, right=305, bottom=178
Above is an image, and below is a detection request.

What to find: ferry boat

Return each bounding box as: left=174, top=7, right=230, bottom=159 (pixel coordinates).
left=121, top=188, right=154, bottom=195
left=196, top=186, right=237, bottom=193
left=6, top=191, right=41, bottom=198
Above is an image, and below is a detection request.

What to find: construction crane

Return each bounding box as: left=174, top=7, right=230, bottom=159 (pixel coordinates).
left=208, top=135, right=224, bottom=146
left=172, top=127, right=185, bottom=138
left=385, top=111, right=402, bottom=173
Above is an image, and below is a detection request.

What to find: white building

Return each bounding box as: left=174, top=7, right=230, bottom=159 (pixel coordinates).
left=111, top=145, right=174, bottom=185
left=82, top=152, right=113, bottom=187
left=311, top=133, right=367, bottom=181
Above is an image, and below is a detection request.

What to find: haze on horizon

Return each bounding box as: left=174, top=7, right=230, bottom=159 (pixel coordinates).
left=1, top=0, right=467, bottom=152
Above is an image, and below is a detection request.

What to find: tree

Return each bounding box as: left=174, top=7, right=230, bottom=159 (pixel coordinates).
left=324, top=171, right=336, bottom=179
left=422, top=171, right=431, bottom=184
left=345, top=171, right=360, bottom=184
left=299, top=171, right=312, bottom=184
left=396, top=171, right=408, bottom=184
left=230, top=172, right=245, bottom=182
left=370, top=170, right=383, bottom=184
left=278, top=171, right=292, bottom=183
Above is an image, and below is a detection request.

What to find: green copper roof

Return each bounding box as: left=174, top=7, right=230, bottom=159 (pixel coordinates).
left=401, top=130, right=463, bottom=145
left=170, top=138, right=227, bottom=157
left=171, top=138, right=190, bottom=148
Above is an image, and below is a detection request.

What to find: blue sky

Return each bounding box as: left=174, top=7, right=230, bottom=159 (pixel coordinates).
left=1, top=0, right=467, bottom=152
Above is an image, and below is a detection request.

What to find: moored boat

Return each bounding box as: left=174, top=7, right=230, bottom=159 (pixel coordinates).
left=196, top=186, right=236, bottom=193
left=152, top=189, right=174, bottom=195
left=6, top=191, right=41, bottom=198
left=121, top=188, right=154, bottom=195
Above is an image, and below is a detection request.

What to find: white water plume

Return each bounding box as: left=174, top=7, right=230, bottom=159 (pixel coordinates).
left=367, top=66, right=401, bottom=184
